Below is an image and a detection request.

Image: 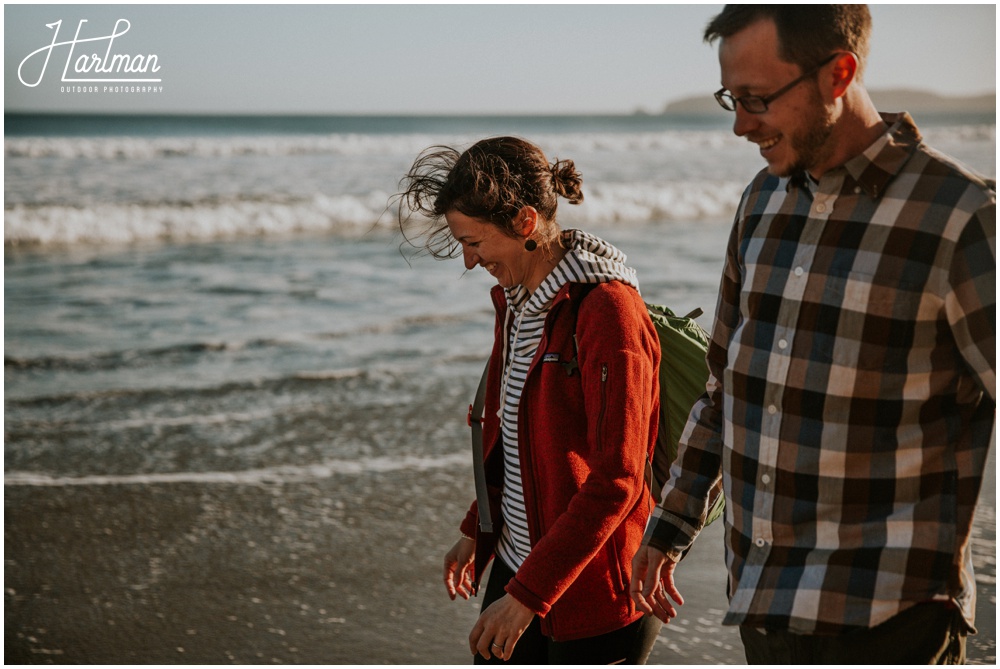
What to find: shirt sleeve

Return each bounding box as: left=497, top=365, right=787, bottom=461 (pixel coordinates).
left=945, top=199, right=996, bottom=401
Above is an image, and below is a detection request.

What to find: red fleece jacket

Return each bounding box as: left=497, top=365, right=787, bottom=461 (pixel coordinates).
left=460, top=280, right=661, bottom=641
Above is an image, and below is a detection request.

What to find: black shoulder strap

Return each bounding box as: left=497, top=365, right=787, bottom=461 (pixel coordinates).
left=468, top=361, right=493, bottom=533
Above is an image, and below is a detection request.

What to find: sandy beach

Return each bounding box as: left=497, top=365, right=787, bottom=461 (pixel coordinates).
left=5, top=443, right=995, bottom=665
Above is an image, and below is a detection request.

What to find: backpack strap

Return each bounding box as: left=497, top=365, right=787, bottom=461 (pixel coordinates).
left=553, top=283, right=596, bottom=377
left=468, top=361, right=493, bottom=533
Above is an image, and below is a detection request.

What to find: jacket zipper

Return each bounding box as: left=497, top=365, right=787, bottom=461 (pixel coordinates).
left=508, top=289, right=574, bottom=639
left=517, top=379, right=558, bottom=637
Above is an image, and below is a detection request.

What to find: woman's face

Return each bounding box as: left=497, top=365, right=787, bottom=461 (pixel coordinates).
left=445, top=210, right=528, bottom=289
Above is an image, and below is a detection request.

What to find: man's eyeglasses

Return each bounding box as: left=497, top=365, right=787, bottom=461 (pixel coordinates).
left=714, top=53, right=838, bottom=114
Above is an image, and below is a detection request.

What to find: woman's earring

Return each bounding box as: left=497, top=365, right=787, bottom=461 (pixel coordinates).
left=524, top=238, right=538, bottom=252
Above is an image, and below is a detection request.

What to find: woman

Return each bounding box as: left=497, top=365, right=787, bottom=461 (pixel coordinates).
left=397, top=137, right=662, bottom=664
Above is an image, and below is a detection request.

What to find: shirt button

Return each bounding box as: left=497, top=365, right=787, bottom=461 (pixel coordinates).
left=755, top=538, right=766, bottom=547
left=767, top=405, right=777, bottom=415
left=761, top=474, right=771, bottom=484
left=794, top=266, right=804, bottom=276
left=854, top=186, right=862, bottom=194
left=778, top=339, right=788, bottom=350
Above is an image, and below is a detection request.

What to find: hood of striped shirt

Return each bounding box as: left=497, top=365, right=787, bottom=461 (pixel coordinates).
left=505, top=229, right=640, bottom=317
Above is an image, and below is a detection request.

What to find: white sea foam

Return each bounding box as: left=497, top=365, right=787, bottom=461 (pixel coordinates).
left=294, top=368, right=366, bottom=381
left=4, top=452, right=471, bottom=487
left=4, top=193, right=393, bottom=247
left=94, top=408, right=285, bottom=430
left=4, top=130, right=748, bottom=160
left=919, top=124, right=996, bottom=144
left=6, top=124, right=992, bottom=249
left=574, top=180, right=748, bottom=223
left=6, top=125, right=992, bottom=160
left=5, top=133, right=435, bottom=159
left=4, top=181, right=746, bottom=247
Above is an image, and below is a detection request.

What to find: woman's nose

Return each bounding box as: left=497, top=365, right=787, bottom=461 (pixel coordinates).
left=462, top=246, right=479, bottom=271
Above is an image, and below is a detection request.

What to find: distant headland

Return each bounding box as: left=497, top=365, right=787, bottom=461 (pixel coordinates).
left=649, top=89, right=996, bottom=117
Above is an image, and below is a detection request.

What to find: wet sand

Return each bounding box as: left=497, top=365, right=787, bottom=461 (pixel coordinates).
left=5, top=452, right=995, bottom=665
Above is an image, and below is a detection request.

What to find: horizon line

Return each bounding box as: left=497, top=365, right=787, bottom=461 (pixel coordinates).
left=5, top=87, right=996, bottom=119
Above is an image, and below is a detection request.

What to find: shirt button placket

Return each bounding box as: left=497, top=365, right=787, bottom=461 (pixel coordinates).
left=813, top=193, right=831, bottom=219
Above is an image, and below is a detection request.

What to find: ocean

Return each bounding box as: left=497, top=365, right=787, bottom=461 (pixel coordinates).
left=5, top=111, right=995, bottom=481
left=4, top=112, right=996, bottom=663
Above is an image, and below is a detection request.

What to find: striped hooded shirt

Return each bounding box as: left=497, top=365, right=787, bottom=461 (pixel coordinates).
left=645, top=112, right=996, bottom=635
left=495, top=229, right=639, bottom=571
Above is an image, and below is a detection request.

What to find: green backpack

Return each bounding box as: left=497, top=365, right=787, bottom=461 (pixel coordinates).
left=644, top=303, right=725, bottom=527
left=467, top=298, right=725, bottom=534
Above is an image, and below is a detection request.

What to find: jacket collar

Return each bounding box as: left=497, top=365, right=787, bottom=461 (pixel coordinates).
left=491, top=281, right=583, bottom=316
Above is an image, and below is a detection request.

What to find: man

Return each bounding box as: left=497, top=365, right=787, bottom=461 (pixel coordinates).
left=631, top=5, right=995, bottom=664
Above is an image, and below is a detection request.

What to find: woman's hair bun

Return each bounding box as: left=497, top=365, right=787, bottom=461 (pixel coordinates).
left=550, top=159, right=584, bottom=205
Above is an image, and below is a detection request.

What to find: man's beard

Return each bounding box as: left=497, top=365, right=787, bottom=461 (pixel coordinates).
left=784, top=86, right=836, bottom=177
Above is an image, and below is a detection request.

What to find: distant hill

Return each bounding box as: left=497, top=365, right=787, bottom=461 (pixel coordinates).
left=868, top=89, right=996, bottom=115
left=659, top=89, right=996, bottom=116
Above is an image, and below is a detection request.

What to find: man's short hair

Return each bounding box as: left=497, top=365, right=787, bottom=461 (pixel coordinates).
left=704, top=5, right=872, bottom=79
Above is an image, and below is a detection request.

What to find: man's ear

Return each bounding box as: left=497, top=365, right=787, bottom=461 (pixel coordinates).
left=829, top=52, right=858, bottom=100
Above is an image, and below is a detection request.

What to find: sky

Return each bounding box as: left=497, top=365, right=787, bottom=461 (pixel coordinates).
left=5, top=3, right=997, bottom=116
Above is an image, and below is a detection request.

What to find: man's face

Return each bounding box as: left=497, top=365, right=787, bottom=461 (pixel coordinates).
left=718, top=19, right=835, bottom=177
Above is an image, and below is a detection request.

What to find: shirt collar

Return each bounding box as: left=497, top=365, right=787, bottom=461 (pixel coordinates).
left=786, top=111, right=923, bottom=200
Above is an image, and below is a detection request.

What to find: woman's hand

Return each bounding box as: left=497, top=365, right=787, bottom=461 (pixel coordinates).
left=469, top=593, right=535, bottom=661
left=443, top=536, right=475, bottom=600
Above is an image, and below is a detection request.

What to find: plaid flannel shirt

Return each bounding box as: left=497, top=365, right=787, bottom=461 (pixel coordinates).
left=645, top=113, right=996, bottom=635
